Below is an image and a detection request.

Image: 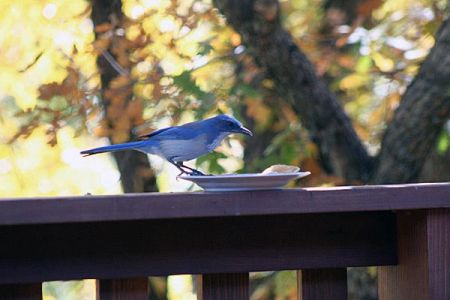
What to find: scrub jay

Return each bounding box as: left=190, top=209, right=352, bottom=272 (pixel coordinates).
left=81, top=114, right=252, bottom=175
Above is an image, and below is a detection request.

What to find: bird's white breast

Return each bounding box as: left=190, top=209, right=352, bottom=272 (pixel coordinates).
left=207, top=132, right=229, bottom=152
left=137, top=132, right=230, bottom=162
left=159, top=134, right=210, bottom=162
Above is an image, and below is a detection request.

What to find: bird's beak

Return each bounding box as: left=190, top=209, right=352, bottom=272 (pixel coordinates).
left=238, top=126, right=253, bottom=136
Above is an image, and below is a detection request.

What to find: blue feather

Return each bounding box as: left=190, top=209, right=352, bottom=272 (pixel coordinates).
left=138, top=127, right=172, bottom=140
left=80, top=140, right=145, bottom=156
left=80, top=114, right=252, bottom=176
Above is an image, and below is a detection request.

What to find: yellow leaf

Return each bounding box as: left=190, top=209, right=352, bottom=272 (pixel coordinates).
left=262, top=79, right=274, bottom=89
left=372, top=52, right=394, bottom=72
left=339, top=74, right=369, bottom=90
left=0, top=145, right=10, bottom=159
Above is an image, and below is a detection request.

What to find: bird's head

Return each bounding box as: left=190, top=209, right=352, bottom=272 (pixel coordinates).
left=211, top=114, right=253, bottom=136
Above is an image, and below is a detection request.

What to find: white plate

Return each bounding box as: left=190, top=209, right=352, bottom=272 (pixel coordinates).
left=178, top=172, right=311, bottom=191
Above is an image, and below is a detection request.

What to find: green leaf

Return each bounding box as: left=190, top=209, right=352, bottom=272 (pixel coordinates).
left=275, top=271, right=296, bottom=298
left=230, top=83, right=261, bottom=97
left=356, top=56, right=372, bottom=73
left=173, top=71, right=206, bottom=99
left=280, top=143, right=297, bottom=163
left=437, top=131, right=449, bottom=154
left=196, top=151, right=227, bottom=174
left=48, top=96, right=68, bottom=111
left=197, top=42, right=213, bottom=56
left=264, top=129, right=292, bottom=156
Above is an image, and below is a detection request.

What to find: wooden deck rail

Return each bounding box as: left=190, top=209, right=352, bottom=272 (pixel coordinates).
left=0, top=183, right=449, bottom=299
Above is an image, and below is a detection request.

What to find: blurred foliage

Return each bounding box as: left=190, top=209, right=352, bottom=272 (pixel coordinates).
left=43, top=280, right=96, bottom=300
left=0, top=0, right=449, bottom=299
left=3, top=0, right=447, bottom=181
left=250, top=271, right=297, bottom=300
left=348, top=267, right=378, bottom=300
left=0, top=95, right=122, bottom=197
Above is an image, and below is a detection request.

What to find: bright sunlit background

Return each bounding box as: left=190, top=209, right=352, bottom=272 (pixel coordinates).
left=1, top=0, right=448, bottom=299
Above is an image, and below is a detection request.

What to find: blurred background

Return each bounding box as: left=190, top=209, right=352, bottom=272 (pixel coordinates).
left=0, top=0, right=449, bottom=299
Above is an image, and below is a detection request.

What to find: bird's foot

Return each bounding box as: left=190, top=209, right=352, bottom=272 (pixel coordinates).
left=188, top=169, right=205, bottom=176
left=175, top=169, right=205, bottom=177
left=171, top=161, right=210, bottom=176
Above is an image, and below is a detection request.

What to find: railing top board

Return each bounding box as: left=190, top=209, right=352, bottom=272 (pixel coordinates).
left=0, top=183, right=449, bottom=226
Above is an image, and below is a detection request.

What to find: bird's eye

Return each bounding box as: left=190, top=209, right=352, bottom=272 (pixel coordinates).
left=227, top=121, right=235, bottom=128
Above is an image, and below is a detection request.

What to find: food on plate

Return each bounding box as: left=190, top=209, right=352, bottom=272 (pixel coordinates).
left=261, top=164, right=300, bottom=175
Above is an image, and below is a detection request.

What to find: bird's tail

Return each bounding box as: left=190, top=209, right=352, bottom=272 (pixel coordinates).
left=80, top=141, right=145, bottom=156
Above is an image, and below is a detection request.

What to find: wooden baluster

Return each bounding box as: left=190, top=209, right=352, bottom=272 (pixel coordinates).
left=297, top=268, right=348, bottom=300
left=0, top=283, right=42, bottom=300
left=378, top=209, right=450, bottom=300
left=98, top=278, right=148, bottom=300
left=197, top=273, right=248, bottom=300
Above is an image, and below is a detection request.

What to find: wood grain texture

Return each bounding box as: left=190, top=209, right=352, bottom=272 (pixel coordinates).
left=378, top=209, right=450, bottom=300
left=298, top=269, right=348, bottom=300
left=378, top=211, right=428, bottom=300
left=0, top=183, right=448, bottom=226
left=0, top=283, right=42, bottom=300
left=98, top=278, right=148, bottom=300
left=199, top=273, right=248, bottom=300
left=426, top=209, right=450, bottom=300
left=0, top=212, right=395, bottom=284
left=0, top=183, right=447, bottom=298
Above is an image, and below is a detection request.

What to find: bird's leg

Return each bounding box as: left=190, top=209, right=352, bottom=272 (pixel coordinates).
left=168, top=160, right=191, bottom=176
left=176, top=162, right=205, bottom=176
left=168, top=159, right=206, bottom=176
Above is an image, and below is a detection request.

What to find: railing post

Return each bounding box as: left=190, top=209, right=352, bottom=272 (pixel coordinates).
left=0, top=283, right=42, bottom=300
left=98, top=278, right=148, bottom=300
left=197, top=273, right=249, bottom=300
left=297, top=268, right=348, bottom=300
left=378, top=209, right=450, bottom=300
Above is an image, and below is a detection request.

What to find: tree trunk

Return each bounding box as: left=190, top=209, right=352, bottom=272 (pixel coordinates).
left=91, top=1, right=164, bottom=297
left=214, top=0, right=373, bottom=182
left=420, top=145, right=450, bottom=182
left=372, top=18, right=450, bottom=183
left=91, top=0, right=157, bottom=193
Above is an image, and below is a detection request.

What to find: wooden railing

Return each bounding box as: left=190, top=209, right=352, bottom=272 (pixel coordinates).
left=0, top=183, right=449, bottom=299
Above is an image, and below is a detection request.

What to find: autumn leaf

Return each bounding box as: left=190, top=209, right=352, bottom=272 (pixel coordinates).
left=246, top=98, right=272, bottom=130
left=38, top=82, right=64, bottom=100
left=357, top=0, right=382, bottom=17
left=340, top=74, right=369, bottom=90
left=95, top=22, right=113, bottom=33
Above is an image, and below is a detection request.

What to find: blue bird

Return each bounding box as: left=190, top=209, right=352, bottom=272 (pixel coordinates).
left=80, top=114, right=252, bottom=176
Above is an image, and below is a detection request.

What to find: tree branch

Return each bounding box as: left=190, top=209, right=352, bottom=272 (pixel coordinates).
left=214, top=0, right=373, bottom=182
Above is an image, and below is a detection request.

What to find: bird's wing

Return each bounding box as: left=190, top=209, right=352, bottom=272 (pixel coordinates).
left=138, top=120, right=204, bottom=140
left=138, top=127, right=172, bottom=140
